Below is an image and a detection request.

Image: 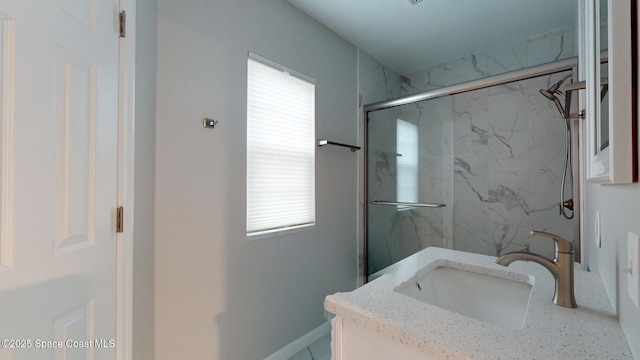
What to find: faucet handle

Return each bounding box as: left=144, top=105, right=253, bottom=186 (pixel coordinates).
left=530, top=230, right=573, bottom=254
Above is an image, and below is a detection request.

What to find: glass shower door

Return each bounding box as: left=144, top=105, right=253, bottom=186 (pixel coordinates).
left=366, top=96, right=454, bottom=277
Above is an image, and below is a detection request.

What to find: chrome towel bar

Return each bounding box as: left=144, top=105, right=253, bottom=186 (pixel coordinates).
left=370, top=201, right=445, bottom=208
left=317, top=139, right=361, bottom=152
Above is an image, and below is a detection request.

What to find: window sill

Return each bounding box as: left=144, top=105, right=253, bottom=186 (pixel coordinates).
left=247, top=223, right=315, bottom=241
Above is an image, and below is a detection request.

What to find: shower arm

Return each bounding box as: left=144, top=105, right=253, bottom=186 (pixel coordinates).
left=562, top=77, right=608, bottom=120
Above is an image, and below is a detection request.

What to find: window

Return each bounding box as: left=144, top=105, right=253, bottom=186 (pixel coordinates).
left=396, top=119, right=418, bottom=209
left=584, top=0, right=635, bottom=183
left=246, top=53, right=315, bottom=236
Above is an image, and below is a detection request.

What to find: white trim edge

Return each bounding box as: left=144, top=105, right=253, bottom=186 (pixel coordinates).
left=1, top=16, right=15, bottom=270
left=117, top=0, right=135, bottom=359
left=262, top=321, right=331, bottom=360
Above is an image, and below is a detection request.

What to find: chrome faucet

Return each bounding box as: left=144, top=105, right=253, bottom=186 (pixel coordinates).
left=496, top=230, right=577, bottom=308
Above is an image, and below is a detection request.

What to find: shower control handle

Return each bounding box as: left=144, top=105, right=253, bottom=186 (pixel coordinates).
left=558, top=199, right=574, bottom=214
left=563, top=199, right=574, bottom=211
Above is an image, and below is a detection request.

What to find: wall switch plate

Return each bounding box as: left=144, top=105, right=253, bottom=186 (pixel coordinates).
left=628, top=232, right=640, bottom=309
left=595, top=211, right=602, bottom=248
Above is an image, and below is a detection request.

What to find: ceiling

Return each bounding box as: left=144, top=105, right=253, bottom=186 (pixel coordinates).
left=287, top=0, right=578, bottom=74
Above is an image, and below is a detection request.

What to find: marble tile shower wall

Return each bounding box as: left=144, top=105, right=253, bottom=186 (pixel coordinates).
left=452, top=72, right=574, bottom=258
left=359, top=50, right=403, bottom=104
left=360, top=27, right=576, bottom=273
left=401, top=28, right=575, bottom=94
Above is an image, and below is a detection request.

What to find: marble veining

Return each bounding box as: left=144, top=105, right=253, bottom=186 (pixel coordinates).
left=368, top=69, right=575, bottom=264
left=454, top=71, right=573, bottom=258
left=402, top=27, right=575, bottom=95
left=488, top=185, right=529, bottom=214
left=361, top=26, right=576, bottom=275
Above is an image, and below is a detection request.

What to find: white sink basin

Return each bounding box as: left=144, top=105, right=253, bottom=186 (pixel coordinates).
left=395, top=260, right=534, bottom=329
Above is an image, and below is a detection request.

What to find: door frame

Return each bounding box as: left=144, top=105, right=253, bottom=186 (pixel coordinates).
left=117, top=0, right=136, bottom=359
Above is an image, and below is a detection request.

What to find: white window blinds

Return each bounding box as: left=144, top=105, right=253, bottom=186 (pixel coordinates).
left=396, top=119, right=418, bottom=209
left=246, top=54, right=316, bottom=235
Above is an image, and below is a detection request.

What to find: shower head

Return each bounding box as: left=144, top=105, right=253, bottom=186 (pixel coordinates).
left=539, top=90, right=566, bottom=118
left=539, top=88, right=557, bottom=101
left=540, top=73, right=572, bottom=99
left=539, top=74, right=572, bottom=118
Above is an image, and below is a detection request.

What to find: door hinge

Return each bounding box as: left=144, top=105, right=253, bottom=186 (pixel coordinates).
left=119, top=10, right=126, bottom=38
left=116, top=207, right=124, bottom=233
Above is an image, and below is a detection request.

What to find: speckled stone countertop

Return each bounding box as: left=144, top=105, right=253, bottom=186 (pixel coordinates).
left=325, top=247, right=634, bottom=359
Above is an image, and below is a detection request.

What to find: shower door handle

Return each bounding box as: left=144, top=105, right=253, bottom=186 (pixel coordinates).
left=370, top=201, right=445, bottom=208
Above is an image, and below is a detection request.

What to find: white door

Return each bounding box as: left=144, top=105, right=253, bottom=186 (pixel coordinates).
left=0, top=0, right=120, bottom=359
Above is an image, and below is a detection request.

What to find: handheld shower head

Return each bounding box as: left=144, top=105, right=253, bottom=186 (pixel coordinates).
left=539, top=88, right=557, bottom=101
left=539, top=89, right=566, bottom=118
left=539, top=74, right=572, bottom=118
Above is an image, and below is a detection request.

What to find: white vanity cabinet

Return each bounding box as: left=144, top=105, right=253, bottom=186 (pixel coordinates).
left=331, top=317, right=437, bottom=360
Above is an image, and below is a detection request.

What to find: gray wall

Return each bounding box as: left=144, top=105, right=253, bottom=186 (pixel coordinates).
left=579, top=2, right=640, bottom=356
left=584, top=182, right=640, bottom=358
left=154, top=1, right=358, bottom=359
left=131, top=2, right=640, bottom=358
left=134, top=0, right=157, bottom=359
